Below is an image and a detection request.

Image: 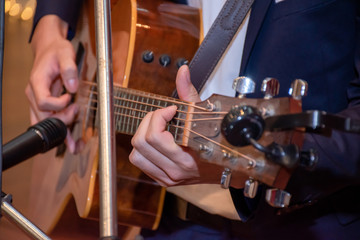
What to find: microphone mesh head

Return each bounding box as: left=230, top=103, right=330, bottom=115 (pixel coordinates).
left=28, top=118, right=67, bottom=152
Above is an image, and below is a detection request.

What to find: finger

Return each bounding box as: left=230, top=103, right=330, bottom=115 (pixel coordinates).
left=26, top=84, right=52, bottom=122
left=51, top=103, right=79, bottom=125
left=30, top=71, right=72, bottom=112
left=26, top=77, right=79, bottom=125
left=58, top=42, right=79, bottom=94
left=176, top=65, right=201, bottom=102
left=145, top=107, right=199, bottom=177
left=145, top=106, right=182, bottom=156
left=132, top=111, right=180, bottom=173
left=65, top=129, right=76, bottom=154
left=129, top=149, right=179, bottom=187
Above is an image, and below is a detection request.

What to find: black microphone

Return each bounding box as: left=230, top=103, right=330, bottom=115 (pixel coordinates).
left=2, top=118, right=67, bottom=171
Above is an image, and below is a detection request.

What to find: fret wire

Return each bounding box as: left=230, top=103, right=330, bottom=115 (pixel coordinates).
left=114, top=89, right=119, bottom=131
left=129, top=93, right=135, bottom=133
left=117, top=92, right=124, bottom=131
left=131, top=94, right=140, bottom=135
left=151, top=96, right=155, bottom=113
left=117, top=91, right=121, bottom=132
left=119, top=90, right=124, bottom=132
left=119, top=91, right=124, bottom=132
left=174, top=103, right=181, bottom=141
left=164, top=100, right=170, bottom=132
left=138, top=95, right=146, bottom=130
left=126, top=93, right=134, bottom=134
left=123, top=91, right=130, bottom=133
left=155, top=98, right=159, bottom=111
left=136, top=95, right=141, bottom=133
left=124, top=92, right=129, bottom=133
left=145, top=94, right=150, bottom=120
left=120, top=90, right=125, bottom=132
left=128, top=93, right=133, bottom=134
left=181, top=104, right=186, bottom=142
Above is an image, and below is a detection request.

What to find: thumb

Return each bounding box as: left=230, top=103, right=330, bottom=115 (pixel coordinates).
left=176, top=65, right=201, bottom=102
left=59, top=43, right=79, bottom=94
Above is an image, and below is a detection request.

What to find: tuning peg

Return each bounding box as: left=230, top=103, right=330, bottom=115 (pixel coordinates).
left=244, top=178, right=259, bottom=198
left=265, top=188, right=291, bottom=208
left=221, top=105, right=265, bottom=146
left=261, top=78, right=280, bottom=99
left=220, top=168, right=232, bottom=189
left=299, top=148, right=318, bottom=170
left=233, top=76, right=255, bottom=98
left=288, top=79, right=308, bottom=100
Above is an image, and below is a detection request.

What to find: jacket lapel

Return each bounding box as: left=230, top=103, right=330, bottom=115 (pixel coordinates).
left=240, top=0, right=272, bottom=74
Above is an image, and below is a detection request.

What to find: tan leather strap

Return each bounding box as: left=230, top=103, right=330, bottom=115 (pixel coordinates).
left=172, top=0, right=254, bottom=98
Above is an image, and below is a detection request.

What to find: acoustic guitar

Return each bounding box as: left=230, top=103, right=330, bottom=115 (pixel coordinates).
left=28, top=0, right=201, bottom=233
left=28, top=0, right=302, bottom=235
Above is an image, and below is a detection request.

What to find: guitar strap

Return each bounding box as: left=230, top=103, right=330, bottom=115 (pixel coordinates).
left=172, top=0, right=255, bottom=98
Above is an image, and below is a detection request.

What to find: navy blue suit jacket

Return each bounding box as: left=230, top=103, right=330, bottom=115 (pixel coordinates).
left=32, top=0, right=360, bottom=239
left=229, top=0, right=360, bottom=239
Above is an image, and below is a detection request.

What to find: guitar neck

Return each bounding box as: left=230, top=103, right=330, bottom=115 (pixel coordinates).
left=110, top=84, right=303, bottom=188
left=113, top=86, right=190, bottom=144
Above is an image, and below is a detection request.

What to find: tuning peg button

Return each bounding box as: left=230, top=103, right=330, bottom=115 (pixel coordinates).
left=142, top=50, right=154, bottom=63
left=244, top=178, right=259, bottom=198
left=233, top=77, right=255, bottom=98
left=289, top=79, right=308, bottom=100
left=159, top=54, right=171, bottom=67
left=176, top=58, right=189, bottom=69
left=261, top=78, right=280, bottom=99
left=265, top=188, right=291, bottom=208
left=220, top=168, right=232, bottom=189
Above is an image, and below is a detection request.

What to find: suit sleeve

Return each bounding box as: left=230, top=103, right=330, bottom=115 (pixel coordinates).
left=281, top=3, right=360, bottom=204
left=231, top=1, right=360, bottom=221
left=30, top=0, right=83, bottom=41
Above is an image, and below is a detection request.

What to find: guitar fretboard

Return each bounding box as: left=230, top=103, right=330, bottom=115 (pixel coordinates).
left=113, top=86, right=188, bottom=143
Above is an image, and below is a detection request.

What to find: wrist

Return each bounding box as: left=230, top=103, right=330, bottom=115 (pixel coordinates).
left=31, top=15, right=69, bottom=53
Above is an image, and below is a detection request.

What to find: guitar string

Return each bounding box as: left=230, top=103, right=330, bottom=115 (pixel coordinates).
left=79, top=81, right=228, bottom=121
left=76, top=86, right=257, bottom=165
left=83, top=104, right=257, bottom=166
left=80, top=80, right=226, bottom=114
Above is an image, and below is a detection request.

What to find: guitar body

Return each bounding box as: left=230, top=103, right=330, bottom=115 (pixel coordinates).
left=28, top=0, right=201, bottom=233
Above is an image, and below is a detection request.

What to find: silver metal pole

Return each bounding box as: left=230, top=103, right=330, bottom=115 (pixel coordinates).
left=94, top=0, right=118, bottom=238
left=1, top=194, right=51, bottom=240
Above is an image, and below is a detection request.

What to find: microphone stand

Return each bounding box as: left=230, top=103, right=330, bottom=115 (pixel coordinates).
left=0, top=1, right=50, bottom=239
left=1, top=192, right=50, bottom=239
left=94, top=0, right=119, bottom=239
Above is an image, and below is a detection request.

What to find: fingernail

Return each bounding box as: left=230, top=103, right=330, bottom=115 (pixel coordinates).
left=67, top=78, right=76, bottom=87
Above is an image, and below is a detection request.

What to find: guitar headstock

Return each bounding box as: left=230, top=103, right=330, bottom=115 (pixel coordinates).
left=178, top=77, right=308, bottom=207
